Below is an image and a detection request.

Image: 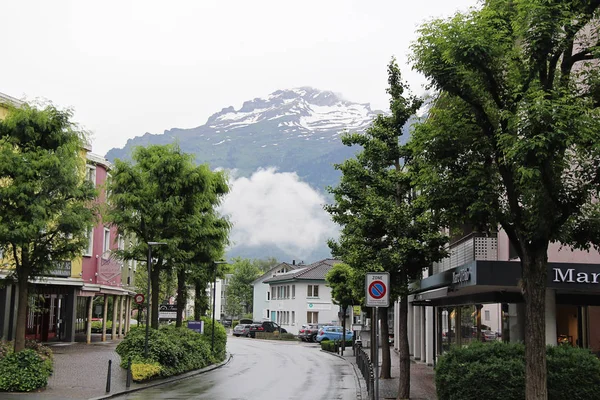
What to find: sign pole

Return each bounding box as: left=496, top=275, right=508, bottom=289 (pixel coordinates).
left=375, top=306, right=379, bottom=400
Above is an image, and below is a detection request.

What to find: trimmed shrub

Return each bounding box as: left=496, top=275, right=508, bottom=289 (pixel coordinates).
left=199, top=316, right=227, bottom=361
left=131, top=362, right=161, bottom=382
left=0, top=349, right=52, bottom=392
left=116, top=322, right=219, bottom=381
left=320, top=339, right=352, bottom=352
left=255, top=332, right=297, bottom=341
left=435, top=341, right=600, bottom=400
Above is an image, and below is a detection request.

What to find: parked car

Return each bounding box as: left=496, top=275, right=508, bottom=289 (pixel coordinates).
left=248, top=321, right=287, bottom=338
left=298, top=324, right=312, bottom=341
left=232, top=324, right=251, bottom=337
left=315, top=326, right=352, bottom=342
left=300, top=323, right=333, bottom=342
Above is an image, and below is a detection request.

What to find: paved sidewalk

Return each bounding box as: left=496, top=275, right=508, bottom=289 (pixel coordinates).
left=339, top=346, right=437, bottom=400
left=1, top=339, right=231, bottom=400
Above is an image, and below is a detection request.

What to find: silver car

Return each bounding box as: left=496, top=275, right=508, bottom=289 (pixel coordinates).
left=233, top=323, right=251, bottom=337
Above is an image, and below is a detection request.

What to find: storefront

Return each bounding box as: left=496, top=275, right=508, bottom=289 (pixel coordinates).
left=404, top=260, right=600, bottom=365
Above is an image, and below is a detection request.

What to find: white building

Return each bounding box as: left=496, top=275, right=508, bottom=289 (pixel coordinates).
left=252, top=261, right=299, bottom=322
left=254, top=259, right=343, bottom=335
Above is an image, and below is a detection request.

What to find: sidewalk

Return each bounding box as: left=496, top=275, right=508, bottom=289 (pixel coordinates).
left=2, top=339, right=231, bottom=400
left=340, top=346, right=437, bottom=400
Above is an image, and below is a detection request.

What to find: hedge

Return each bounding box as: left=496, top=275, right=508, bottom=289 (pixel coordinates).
left=116, top=319, right=226, bottom=382
left=0, top=341, right=54, bottom=392
left=435, top=341, right=600, bottom=400
left=320, top=339, right=353, bottom=352
left=254, top=332, right=297, bottom=341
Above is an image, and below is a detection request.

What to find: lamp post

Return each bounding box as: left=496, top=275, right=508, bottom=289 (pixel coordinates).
left=212, top=260, right=228, bottom=353
left=144, top=241, right=166, bottom=358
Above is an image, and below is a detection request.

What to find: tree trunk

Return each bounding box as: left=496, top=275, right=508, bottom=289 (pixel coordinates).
left=380, top=307, right=391, bottom=379
left=151, top=261, right=161, bottom=329
left=522, top=250, right=548, bottom=400
left=397, top=293, right=410, bottom=400
left=14, top=266, right=30, bottom=352
left=176, top=268, right=186, bottom=328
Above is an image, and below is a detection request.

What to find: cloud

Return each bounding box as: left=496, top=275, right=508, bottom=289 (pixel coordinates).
left=220, top=168, right=339, bottom=258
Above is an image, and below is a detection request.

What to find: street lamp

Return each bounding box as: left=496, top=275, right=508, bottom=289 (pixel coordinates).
left=212, top=260, right=228, bottom=353
left=144, top=241, right=167, bottom=358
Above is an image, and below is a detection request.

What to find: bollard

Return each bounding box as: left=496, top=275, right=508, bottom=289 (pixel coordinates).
left=106, top=360, right=112, bottom=393
left=126, top=357, right=132, bottom=388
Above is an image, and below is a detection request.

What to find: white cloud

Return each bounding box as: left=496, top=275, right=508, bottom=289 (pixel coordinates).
left=220, top=168, right=339, bottom=258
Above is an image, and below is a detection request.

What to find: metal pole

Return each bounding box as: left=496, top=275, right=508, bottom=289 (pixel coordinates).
left=144, top=245, right=151, bottom=358
left=211, top=262, right=216, bottom=353
left=375, top=306, right=379, bottom=400
left=106, top=359, right=112, bottom=393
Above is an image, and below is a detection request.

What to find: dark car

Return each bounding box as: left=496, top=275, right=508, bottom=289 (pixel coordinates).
left=232, top=323, right=251, bottom=337
left=248, top=321, right=287, bottom=338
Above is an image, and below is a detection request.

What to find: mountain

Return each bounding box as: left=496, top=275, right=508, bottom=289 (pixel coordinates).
left=105, top=87, right=387, bottom=192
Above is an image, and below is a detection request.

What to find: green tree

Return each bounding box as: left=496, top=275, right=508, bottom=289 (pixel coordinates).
left=106, top=144, right=230, bottom=329
left=224, top=258, right=262, bottom=318
left=325, top=262, right=356, bottom=354
left=253, top=257, right=279, bottom=273
left=410, top=2, right=600, bottom=398
left=0, top=105, right=97, bottom=352
left=325, top=59, right=447, bottom=394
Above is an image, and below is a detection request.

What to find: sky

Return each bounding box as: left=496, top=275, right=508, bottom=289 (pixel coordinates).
left=2, top=0, right=479, bottom=261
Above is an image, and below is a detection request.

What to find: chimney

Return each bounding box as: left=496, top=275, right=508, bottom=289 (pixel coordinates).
left=292, top=260, right=295, bottom=265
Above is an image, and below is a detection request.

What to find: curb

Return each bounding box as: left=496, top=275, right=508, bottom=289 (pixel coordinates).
left=320, top=349, right=364, bottom=400
left=88, top=353, right=233, bottom=400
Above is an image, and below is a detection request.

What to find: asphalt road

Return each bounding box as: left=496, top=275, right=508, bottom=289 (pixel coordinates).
left=113, top=336, right=360, bottom=400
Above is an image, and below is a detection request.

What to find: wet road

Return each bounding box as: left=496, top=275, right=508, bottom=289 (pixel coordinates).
left=113, top=336, right=360, bottom=400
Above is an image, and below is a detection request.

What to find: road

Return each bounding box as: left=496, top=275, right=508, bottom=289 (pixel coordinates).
left=113, top=336, right=361, bottom=400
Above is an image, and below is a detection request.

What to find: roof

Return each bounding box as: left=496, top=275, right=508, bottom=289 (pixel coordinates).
left=251, top=262, right=300, bottom=285
left=263, top=258, right=341, bottom=284
left=0, top=92, right=24, bottom=107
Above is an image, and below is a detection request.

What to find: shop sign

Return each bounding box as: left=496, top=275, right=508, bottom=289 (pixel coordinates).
left=452, top=268, right=471, bottom=284
left=553, top=267, right=600, bottom=284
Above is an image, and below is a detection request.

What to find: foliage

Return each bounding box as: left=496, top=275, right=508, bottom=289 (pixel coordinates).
left=325, top=263, right=356, bottom=308
left=320, top=339, right=352, bottom=352
left=200, top=316, right=227, bottom=361
left=435, top=342, right=600, bottom=400
left=91, top=320, right=112, bottom=333
left=224, top=258, right=262, bottom=318
left=0, top=105, right=97, bottom=351
left=0, top=349, right=52, bottom=392
left=116, top=321, right=222, bottom=380
left=410, top=1, right=600, bottom=397
left=254, top=332, right=296, bottom=341
left=106, top=144, right=231, bottom=328
left=131, top=361, right=162, bottom=382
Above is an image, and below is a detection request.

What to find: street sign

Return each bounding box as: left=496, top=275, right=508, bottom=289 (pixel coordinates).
left=365, top=272, right=390, bottom=307
left=134, top=293, right=145, bottom=305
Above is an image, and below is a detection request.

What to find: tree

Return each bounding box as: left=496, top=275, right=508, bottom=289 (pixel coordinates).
left=410, top=2, right=600, bottom=398
left=0, top=105, right=97, bottom=352
left=325, top=263, right=356, bottom=355
left=325, top=59, right=447, bottom=396
left=224, top=258, right=262, bottom=318
left=106, top=144, right=230, bottom=329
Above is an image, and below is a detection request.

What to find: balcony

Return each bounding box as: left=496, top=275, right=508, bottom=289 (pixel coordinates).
left=433, top=233, right=498, bottom=274
left=44, top=261, right=72, bottom=278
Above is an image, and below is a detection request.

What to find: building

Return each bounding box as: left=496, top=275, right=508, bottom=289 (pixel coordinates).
left=255, top=259, right=343, bottom=335
left=396, top=228, right=600, bottom=366
left=252, top=261, right=299, bottom=323
left=0, top=93, right=134, bottom=343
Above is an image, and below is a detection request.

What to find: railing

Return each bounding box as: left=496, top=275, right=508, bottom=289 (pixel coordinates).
left=44, top=260, right=72, bottom=278
left=354, top=343, right=375, bottom=400
left=433, top=233, right=498, bottom=274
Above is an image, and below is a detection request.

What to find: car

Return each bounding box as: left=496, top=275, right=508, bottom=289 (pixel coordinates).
left=298, top=324, right=312, bottom=341
left=248, top=321, right=287, bottom=338
left=302, top=323, right=333, bottom=342
left=315, top=326, right=352, bottom=342
left=232, top=323, right=251, bottom=337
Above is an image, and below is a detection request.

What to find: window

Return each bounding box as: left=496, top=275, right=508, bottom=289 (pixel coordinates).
left=266, top=309, right=269, bottom=319
left=485, top=310, right=490, bottom=321
left=271, top=288, right=275, bottom=300
left=287, top=285, right=290, bottom=299
left=118, top=235, right=125, bottom=251
left=103, top=228, right=110, bottom=253
left=307, top=311, right=318, bottom=324
left=84, top=228, right=93, bottom=256
left=86, top=165, right=96, bottom=185
left=292, top=311, right=295, bottom=324
left=307, top=285, right=319, bottom=298
left=267, top=292, right=270, bottom=301
left=292, top=285, right=295, bottom=298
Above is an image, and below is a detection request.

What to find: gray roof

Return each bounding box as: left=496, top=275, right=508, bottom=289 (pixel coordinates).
left=251, top=262, right=299, bottom=285
left=263, top=259, right=341, bottom=283
left=0, top=92, right=23, bottom=107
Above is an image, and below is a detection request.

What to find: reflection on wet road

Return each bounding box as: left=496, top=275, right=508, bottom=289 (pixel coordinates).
left=113, top=336, right=359, bottom=400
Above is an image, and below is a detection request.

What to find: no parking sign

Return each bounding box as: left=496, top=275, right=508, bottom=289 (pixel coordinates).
left=365, top=272, right=389, bottom=307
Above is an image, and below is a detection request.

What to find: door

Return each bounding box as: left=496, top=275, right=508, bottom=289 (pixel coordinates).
left=271, top=311, right=276, bottom=322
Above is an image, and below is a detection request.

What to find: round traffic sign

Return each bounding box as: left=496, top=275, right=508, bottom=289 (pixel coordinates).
left=134, top=293, right=145, bottom=305
left=368, top=281, right=386, bottom=299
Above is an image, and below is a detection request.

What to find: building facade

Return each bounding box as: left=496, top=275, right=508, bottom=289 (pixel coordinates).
left=396, top=229, right=600, bottom=366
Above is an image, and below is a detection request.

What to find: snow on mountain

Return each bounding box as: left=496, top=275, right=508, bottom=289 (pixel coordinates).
left=202, top=87, right=380, bottom=141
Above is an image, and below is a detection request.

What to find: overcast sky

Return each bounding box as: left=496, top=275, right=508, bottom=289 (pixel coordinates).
left=2, top=0, right=478, bottom=261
